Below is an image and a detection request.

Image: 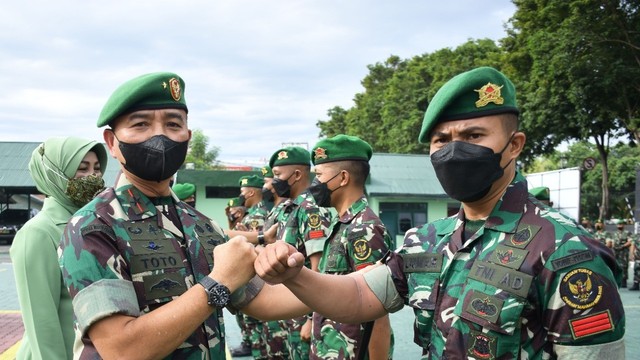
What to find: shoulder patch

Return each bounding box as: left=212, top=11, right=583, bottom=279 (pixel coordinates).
left=569, top=310, right=614, bottom=339
left=307, top=213, right=321, bottom=229
left=402, top=253, right=443, bottom=273
left=560, top=268, right=603, bottom=309
left=353, top=239, right=372, bottom=260
left=80, top=224, right=116, bottom=241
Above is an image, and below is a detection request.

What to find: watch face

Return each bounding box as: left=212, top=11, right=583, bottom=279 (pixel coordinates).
left=212, top=286, right=230, bottom=306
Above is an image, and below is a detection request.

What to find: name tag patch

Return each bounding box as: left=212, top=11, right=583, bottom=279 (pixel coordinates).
left=402, top=253, right=443, bottom=273
left=551, top=250, right=594, bottom=270
left=468, top=261, right=533, bottom=298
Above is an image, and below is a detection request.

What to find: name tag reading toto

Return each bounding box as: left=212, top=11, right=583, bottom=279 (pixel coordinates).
left=403, top=253, right=443, bottom=273
left=468, top=261, right=533, bottom=298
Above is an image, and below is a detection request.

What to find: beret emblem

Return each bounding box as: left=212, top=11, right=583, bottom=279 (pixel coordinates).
left=277, top=151, right=288, bottom=160
left=261, top=167, right=268, bottom=176
left=241, top=178, right=248, bottom=185
left=314, top=147, right=327, bottom=160
left=474, top=82, right=504, bottom=108
left=168, top=77, right=182, bottom=101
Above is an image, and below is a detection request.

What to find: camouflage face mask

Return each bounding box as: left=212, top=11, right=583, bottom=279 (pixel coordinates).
left=66, top=174, right=105, bottom=206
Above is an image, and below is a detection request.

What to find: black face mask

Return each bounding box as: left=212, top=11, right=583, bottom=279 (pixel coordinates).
left=430, top=135, right=513, bottom=203
left=238, top=194, right=247, bottom=207
left=272, top=172, right=295, bottom=198
left=308, top=172, right=341, bottom=207
left=261, top=187, right=274, bottom=203
left=118, top=134, right=189, bottom=182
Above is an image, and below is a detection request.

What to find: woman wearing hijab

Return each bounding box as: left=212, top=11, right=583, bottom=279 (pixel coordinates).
left=10, top=137, right=107, bottom=360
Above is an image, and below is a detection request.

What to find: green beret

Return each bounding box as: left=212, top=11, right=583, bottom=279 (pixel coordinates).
left=172, top=182, right=196, bottom=200
left=260, top=165, right=274, bottom=178
left=418, top=67, right=519, bottom=143
left=529, top=186, right=550, bottom=201
left=311, top=134, right=373, bottom=165
left=227, top=197, right=243, bottom=207
left=618, top=219, right=626, bottom=225
left=98, top=72, right=188, bottom=127
left=239, top=175, right=264, bottom=188
left=269, top=147, right=310, bottom=168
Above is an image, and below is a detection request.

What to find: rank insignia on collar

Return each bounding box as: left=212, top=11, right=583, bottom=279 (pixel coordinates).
left=241, top=178, right=248, bottom=185
left=314, top=147, right=327, bottom=160
left=474, top=82, right=504, bottom=108
left=278, top=151, right=288, bottom=160
left=168, top=77, right=182, bottom=101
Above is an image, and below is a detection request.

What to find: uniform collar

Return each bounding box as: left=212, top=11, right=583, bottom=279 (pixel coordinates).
left=338, top=195, right=368, bottom=224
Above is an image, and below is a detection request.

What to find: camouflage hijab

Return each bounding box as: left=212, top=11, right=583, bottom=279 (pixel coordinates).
left=29, top=137, right=108, bottom=211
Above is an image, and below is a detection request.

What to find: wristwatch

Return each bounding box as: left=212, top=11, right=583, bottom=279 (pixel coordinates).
left=199, top=276, right=231, bottom=307
left=257, top=230, right=265, bottom=245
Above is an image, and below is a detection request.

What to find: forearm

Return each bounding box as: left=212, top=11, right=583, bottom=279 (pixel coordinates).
left=283, top=267, right=386, bottom=323
left=226, top=229, right=258, bottom=244
left=89, top=283, right=214, bottom=360
left=242, top=284, right=311, bottom=321
left=368, top=315, right=391, bottom=360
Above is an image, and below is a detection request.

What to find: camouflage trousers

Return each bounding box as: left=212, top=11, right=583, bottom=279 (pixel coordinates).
left=634, top=261, right=640, bottom=285
left=614, top=248, right=630, bottom=286
left=236, top=312, right=268, bottom=359
left=280, top=316, right=310, bottom=360
left=261, top=320, right=290, bottom=359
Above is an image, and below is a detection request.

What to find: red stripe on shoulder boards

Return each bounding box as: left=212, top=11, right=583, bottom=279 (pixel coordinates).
left=569, top=310, right=614, bottom=339
left=309, top=230, right=325, bottom=239
left=355, top=262, right=374, bottom=271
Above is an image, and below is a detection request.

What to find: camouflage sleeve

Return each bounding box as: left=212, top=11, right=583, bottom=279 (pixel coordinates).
left=347, top=222, right=392, bottom=271
left=227, top=275, right=265, bottom=314
left=541, top=235, right=625, bottom=347
left=300, top=207, right=332, bottom=256
left=59, top=214, right=140, bottom=336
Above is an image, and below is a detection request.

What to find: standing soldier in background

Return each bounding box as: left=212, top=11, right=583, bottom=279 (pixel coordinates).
left=259, top=164, right=291, bottom=359
left=593, top=219, right=611, bottom=247
left=230, top=175, right=269, bottom=358
left=613, top=219, right=633, bottom=288
left=270, top=146, right=333, bottom=360
left=172, top=182, right=196, bottom=208
left=308, top=134, right=394, bottom=360
left=226, top=197, right=246, bottom=230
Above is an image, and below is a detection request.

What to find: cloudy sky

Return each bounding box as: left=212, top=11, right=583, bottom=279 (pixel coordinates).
left=0, top=0, right=515, bottom=167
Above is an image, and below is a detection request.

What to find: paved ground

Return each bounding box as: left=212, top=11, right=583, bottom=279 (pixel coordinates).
left=1, top=244, right=638, bottom=359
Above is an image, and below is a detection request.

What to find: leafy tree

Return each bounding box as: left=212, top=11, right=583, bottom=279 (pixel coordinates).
left=504, top=0, right=640, bottom=219
left=185, top=129, right=221, bottom=170
left=317, top=39, right=506, bottom=154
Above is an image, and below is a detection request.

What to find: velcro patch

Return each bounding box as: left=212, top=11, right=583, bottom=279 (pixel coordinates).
left=569, top=310, right=614, bottom=339
left=468, top=261, right=533, bottom=298
left=81, top=224, right=116, bottom=241
left=551, top=250, right=594, bottom=271
left=467, top=330, right=496, bottom=359
left=402, top=253, right=443, bottom=273
left=309, top=229, right=325, bottom=239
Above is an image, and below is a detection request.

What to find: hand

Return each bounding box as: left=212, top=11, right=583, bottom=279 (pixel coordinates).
left=234, top=223, right=248, bottom=231
left=210, top=236, right=257, bottom=292
left=254, top=242, right=305, bottom=284
left=300, top=318, right=312, bottom=343
left=264, top=223, right=279, bottom=244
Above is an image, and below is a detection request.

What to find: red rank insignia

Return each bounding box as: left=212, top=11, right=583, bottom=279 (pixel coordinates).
left=309, top=229, right=325, bottom=239
left=569, top=310, right=614, bottom=339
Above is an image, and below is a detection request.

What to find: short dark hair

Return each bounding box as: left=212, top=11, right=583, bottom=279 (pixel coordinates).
left=330, top=160, right=369, bottom=187
left=500, top=113, right=519, bottom=135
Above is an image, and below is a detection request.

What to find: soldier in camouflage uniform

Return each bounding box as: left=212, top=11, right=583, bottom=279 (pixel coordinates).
left=270, top=146, right=333, bottom=360
left=309, top=135, right=394, bottom=360
left=58, top=72, right=271, bottom=359
left=612, top=219, right=633, bottom=288
left=260, top=165, right=292, bottom=359
left=231, top=175, right=270, bottom=359
left=255, top=67, right=625, bottom=359
left=592, top=220, right=610, bottom=247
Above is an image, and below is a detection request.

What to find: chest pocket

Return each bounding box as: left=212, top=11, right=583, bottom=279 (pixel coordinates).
left=323, top=237, right=348, bottom=273
left=193, top=219, right=225, bottom=266
left=403, top=253, right=443, bottom=348
left=125, top=219, right=188, bottom=304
